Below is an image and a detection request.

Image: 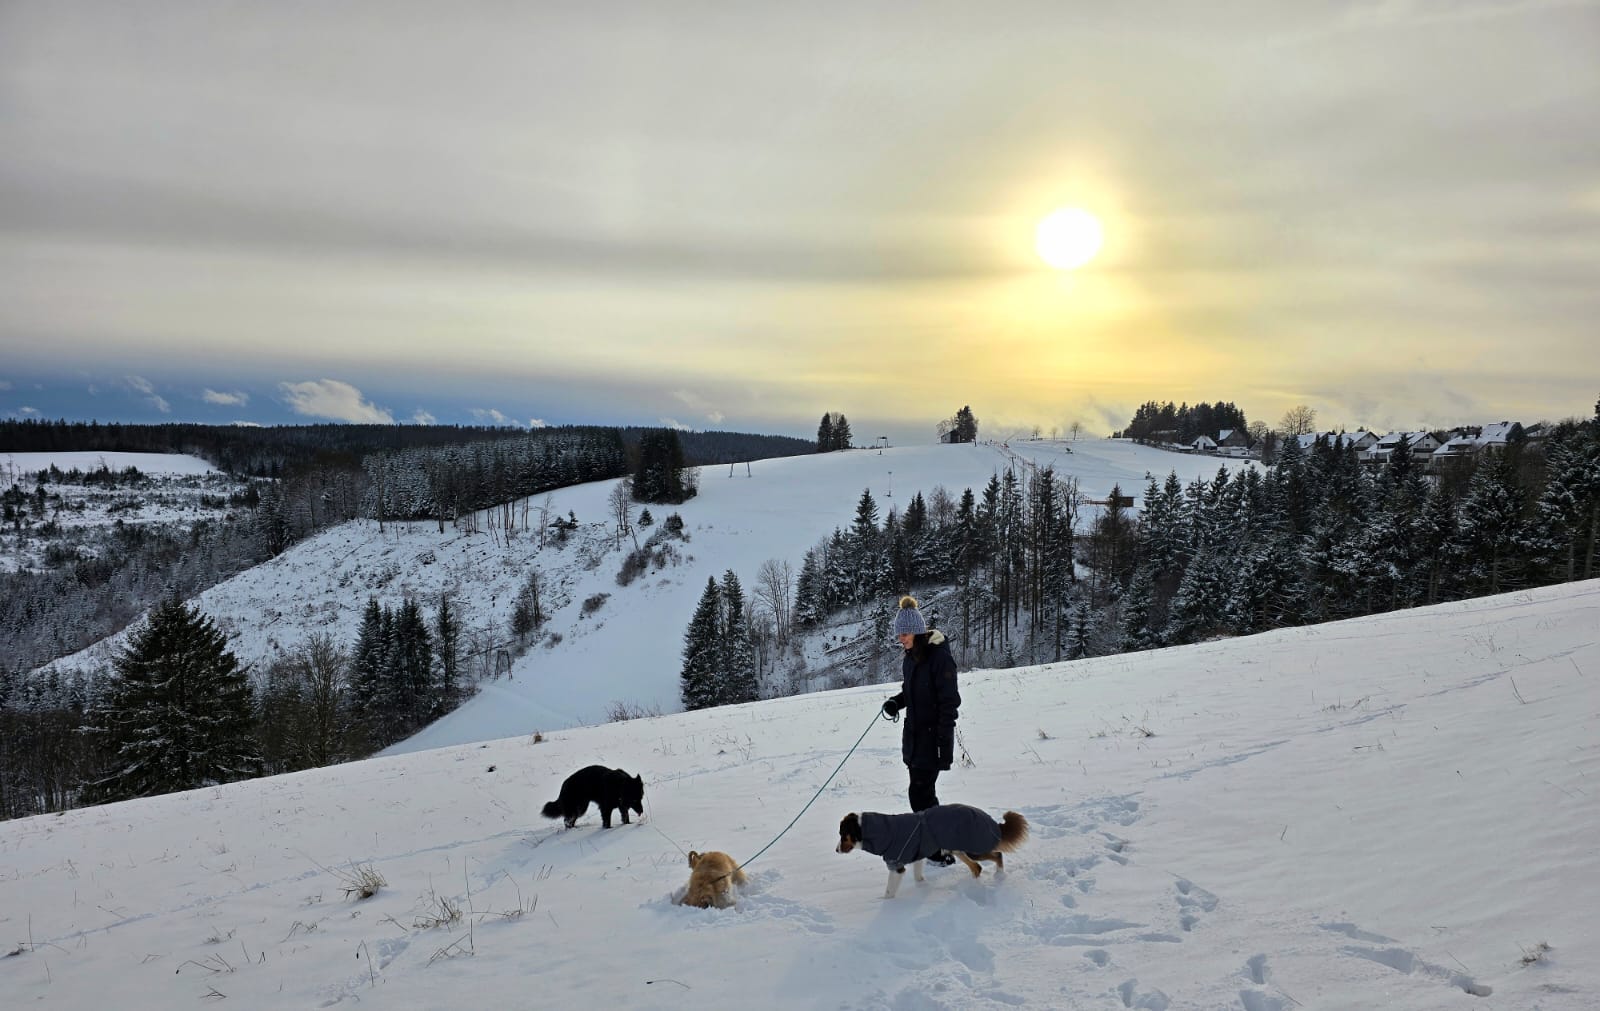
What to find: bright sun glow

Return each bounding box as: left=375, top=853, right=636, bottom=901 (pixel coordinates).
left=1035, top=207, right=1104, bottom=270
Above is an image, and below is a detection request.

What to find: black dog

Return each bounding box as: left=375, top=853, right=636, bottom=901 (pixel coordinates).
left=541, top=765, right=644, bottom=828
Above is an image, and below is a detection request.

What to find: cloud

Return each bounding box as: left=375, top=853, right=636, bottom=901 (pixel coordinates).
left=124, top=374, right=171, bottom=413
left=278, top=379, right=395, bottom=423
left=660, top=417, right=692, bottom=431
left=19, top=406, right=39, bottom=415
left=230, top=420, right=263, bottom=427
left=203, top=388, right=250, bottom=406
left=411, top=409, right=437, bottom=425
left=469, top=408, right=518, bottom=427
left=672, top=390, right=725, bottom=425
left=529, top=418, right=547, bottom=428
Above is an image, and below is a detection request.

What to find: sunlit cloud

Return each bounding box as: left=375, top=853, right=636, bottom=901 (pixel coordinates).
left=660, top=417, right=692, bottom=431
left=469, top=408, right=518, bottom=427
left=18, top=406, right=39, bottom=415
left=230, top=420, right=263, bottom=427
left=411, top=409, right=437, bottom=425
left=529, top=418, right=548, bottom=429
left=279, top=379, right=394, bottom=424
left=203, top=388, right=250, bottom=406
left=124, top=375, right=171, bottom=413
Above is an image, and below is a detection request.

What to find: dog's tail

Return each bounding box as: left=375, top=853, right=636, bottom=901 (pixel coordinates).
left=997, top=811, right=1029, bottom=852
left=540, top=800, right=562, bottom=819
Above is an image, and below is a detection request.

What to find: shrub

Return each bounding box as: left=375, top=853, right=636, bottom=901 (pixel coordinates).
left=581, top=593, right=609, bottom=615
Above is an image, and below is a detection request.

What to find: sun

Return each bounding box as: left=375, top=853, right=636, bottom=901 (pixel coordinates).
left=1035, top=207, right=1104, bottom=271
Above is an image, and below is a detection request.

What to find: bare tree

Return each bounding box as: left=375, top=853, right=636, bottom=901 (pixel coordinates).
left=1279, top=404, right=1318, bottom=437
left=537, top=494, right=554, bottom=550
left=607, top=479, right=635, bottom=547
left=1069, top=420, right=1084, bottom=441
left=754, top=558, right=794, bottom=646
left=296, top=632, right=348, bottom=767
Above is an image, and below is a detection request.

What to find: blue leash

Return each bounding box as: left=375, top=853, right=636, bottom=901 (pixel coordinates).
left=736, top=705, right=893, bottom=872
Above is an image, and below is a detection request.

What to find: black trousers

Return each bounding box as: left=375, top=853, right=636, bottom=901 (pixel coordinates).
left=908, top=767, right=941, bottom=812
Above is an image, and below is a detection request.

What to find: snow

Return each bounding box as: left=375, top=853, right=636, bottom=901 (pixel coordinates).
left=2, top=452, right=249, bottom=573
left=1, top=452, right=220, bottom=478
left=37, top=439, right=1252, bottom=737
left=3, top=579, right=1596, bottom=1008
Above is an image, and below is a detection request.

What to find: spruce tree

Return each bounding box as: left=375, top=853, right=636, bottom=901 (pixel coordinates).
left=816, top=413, right=834, bottom=453
left=680, top=578, right=723, bottom=711
left=832, top=414, right=853, bottom=451
left=434, top=595, right=463, bottom=715
left=720, top=570, right=759, bottom=704
left=1118, top=567, right=1161, bottom=652
left=1065, top=601, right=1094, bottom=660
left=85, top=597, right=260, bottom=802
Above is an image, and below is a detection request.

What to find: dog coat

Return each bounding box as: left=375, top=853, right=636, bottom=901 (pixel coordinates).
left=858, top=804, right=1002, bottom=870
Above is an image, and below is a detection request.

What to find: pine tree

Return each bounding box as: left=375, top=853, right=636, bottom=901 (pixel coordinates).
left=832, top=414, right=853, bottom=451
left=681, top=578, right=723, bottom=711
left=634, top=428, right=694, bottom=503
left=434, top=595, right=463, bottom=716
left=793, top=549, right=823, bottom=628
left=1118, top=567, right=1162, bottom=652
left=720, top=570, right=759, bottom=704
left=393, top=598, right=434, bottom=735
left=85, top=597, right=259, bottom=802
left=816, top=413, right=834, bottom=453
left=850, top=488, right=882, bottom=604
left=1455, top=456, right=1525, bottom=595
left=1065, top=600, right=1093, bottom=660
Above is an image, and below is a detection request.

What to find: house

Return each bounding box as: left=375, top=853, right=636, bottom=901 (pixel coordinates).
left=1432, top=433, right=1479, bottom=468
left=1191, top=435, right=1218, bottom=454
left=1295, top=431, right=1379, bottom=456
left=1368, top=431, right=1442, bottom=467
left=1216, top=428, right=1250, bottom=449
left=1474, top=421, right=1522, bottom=455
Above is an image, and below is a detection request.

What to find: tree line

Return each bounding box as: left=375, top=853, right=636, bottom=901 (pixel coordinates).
left=1119, top=400, right=1249, bottom=444
left=0, top=591, right=477, bottom=817
left=686, top=403, right=1598, bottom=706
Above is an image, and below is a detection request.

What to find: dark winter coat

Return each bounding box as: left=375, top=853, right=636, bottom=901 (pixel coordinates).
left=859, top=804, right=1002, bottom=870
left=886, top=630, right=960, bottom=770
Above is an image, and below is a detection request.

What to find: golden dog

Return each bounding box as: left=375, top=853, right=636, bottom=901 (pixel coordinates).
left=677, top=850, right=747, bottom=909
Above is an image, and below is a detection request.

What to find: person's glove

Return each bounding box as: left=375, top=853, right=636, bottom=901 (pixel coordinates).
left=882, top=698, right=902, bottom=717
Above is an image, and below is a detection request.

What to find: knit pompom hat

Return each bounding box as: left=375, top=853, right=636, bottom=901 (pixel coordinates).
left=891, top=595, right=928, bottom=636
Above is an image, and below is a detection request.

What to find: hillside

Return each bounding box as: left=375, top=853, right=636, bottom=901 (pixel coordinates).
left=2, top=580, right=1595, bottom=1008
left=37, top=439, right=1249, bottom=738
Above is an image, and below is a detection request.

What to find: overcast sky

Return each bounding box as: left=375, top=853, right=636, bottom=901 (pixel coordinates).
left=2, top=0, right=1596, bottom=441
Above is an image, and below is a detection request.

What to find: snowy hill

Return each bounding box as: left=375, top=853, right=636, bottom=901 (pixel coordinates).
left=3, top=580, right=1596, bottom=1008
left=37, top=439, right=1250, bottom=740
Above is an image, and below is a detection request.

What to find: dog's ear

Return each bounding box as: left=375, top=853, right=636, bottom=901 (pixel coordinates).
left=687, top=851, right=701, bottom=867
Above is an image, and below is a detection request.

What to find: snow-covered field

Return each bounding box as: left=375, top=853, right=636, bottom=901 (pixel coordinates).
left=1, top=452, right=221, bottom=479
left=3, top=579, right=1595, bottom=1008
left=37, top=439, right=1251, bottom=738
left=1, top=452, right=247, bottom=574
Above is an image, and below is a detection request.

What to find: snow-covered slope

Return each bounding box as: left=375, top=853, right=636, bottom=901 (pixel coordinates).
left=4, top=581, right=1596, bottom=1009
left=39, top=439, right=1251, bottom=739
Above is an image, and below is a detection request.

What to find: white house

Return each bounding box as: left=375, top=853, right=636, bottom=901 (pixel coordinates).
left=1369, top=431, right=1442, bottom=466
left=1191, top=435, right=1218, bottom=454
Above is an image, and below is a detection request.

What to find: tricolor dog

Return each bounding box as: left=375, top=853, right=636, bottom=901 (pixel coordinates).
left=837, top=804, right=1029, bottom=898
